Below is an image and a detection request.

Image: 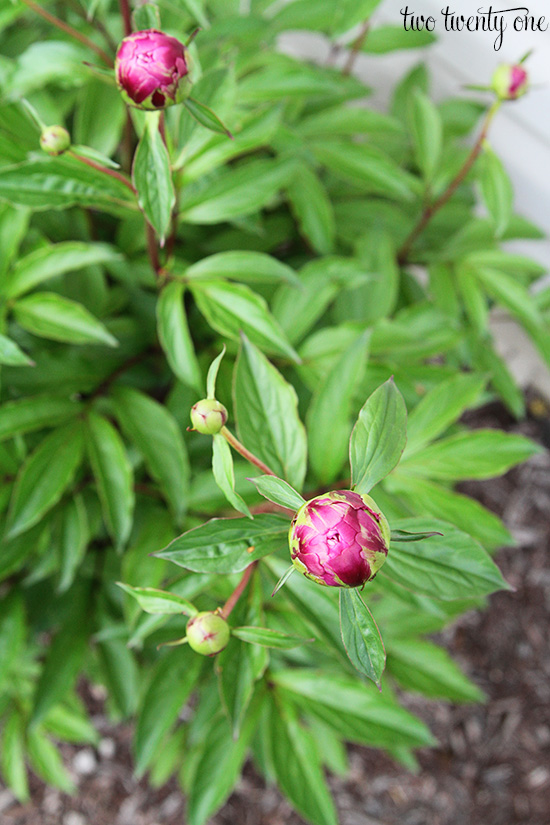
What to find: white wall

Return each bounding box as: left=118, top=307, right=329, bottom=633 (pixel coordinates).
left=280, top=0, right=550, bottom=268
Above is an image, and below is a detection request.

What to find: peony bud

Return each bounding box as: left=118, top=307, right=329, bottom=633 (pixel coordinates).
left=40, top=125, right=71, bottom=156
left=190, top=398, right=228, bottom=435
left=289, top=490, right=390, bottom=588
left=115, top=29, right=192, bottom=110
left=491, top=63, right=528, bottom=101
left=186, top=611, right=230, bottom=656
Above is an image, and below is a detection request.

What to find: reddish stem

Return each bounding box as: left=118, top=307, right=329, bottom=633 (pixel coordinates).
left=220, top=562, right=258, bottom=619
left=69, top=151, right=136, bottom=193
left=397, top=101, right=501, bottom=265
left=119, top=0, right=132, bottom=36
left=221, top=427, right=276, bottom=477
left=146, top=222, right=162, bottom=275
left=20, top=0, right=113, bottom=66
left=342, top=19, right=370, bottom=76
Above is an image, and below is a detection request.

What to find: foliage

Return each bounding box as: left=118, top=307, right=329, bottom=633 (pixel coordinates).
left=0, top=1, right=545, bottom=822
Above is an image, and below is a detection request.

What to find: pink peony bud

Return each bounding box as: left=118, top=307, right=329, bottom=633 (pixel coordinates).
left=186, top=611, right=230, bottom=656
left=40, top=125, right=71, bottom=156
left=115, top=29, right=192, bottom=110
left=491, top=64, right=528, bottom=101
left=289, top=491, right=390, bottom=588
left=190, top=399, right=228, bottom=435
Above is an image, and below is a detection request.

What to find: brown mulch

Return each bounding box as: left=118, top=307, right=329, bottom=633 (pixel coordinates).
left=2, top=400, right=549, bottom=825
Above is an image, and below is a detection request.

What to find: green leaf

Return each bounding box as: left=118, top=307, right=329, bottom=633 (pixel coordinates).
left=186, top=701, right=261, bottom=825
left=390, top=530, right=443, bottom=543
left=27, top=728, right=75, bottom=793
left=479, top=145, right=513, bottom=237
left=0, top=395, right=81, bottom=442
left=86, top=412, right=135, bottom=548
left=5, top=241, right=120, bottom=299
left=0, top=333, right=34, bottom=366
left=179, top=157, right=295, bottom=224
left=132, top=113, right=175, bottom=242
left=212, top=434, right=252, bottom=518
left=156, top=281, right=202, bottom=392
left=387, top=475, right=512, bottom=550
left=13, top=292, right=118, bottom=347
left=350, top=378, right=408, bottom=494
left=287, top=165, right=335, bottom=255
left=216, top=586, right=267, bottom=738
left=116, top=583, right=198, bottom=616
left=232, top=626, right=313, bottom=649
left=387, top=638, right=485, bottom=703
left=264, top=557, right=349, bottom=668
left=31, top=588, right=90, bottom=727
left=399, top=429, right=541, bottom=481
left=134, top=649, right=202, bottom=777
left=272, top=668, right=435, bottom=749
left=313, top=140, right=417, bottom=200
left=1, top=709, right=29, bottom=801
left=269, top=693, right=338, bottom=825
left=409, top=88, right=443, bottom=181
left=206, top=346, right=225, bottom=399
left=185, top=250, right=300, bottom=288
left=339, top=589, right=386, bottom=687
left=192, top=280, right=300, bottom=363
left=405, top=372, right=487, bottom=455
left=57, top=494, right=89, bottom=593
left=42, top=703, right=99, bottom=746
left=0, top=592, right=25, bottom=690
left=247, top=475, right=305, bottom=511
left=112, top=386, right=189, bottom=521
left=382, top=518, right=510, bottom=600
left=97, top=636, right=139, bottom=718
left=308, top=329, right=371, bottom=484
left=154, top=513, right=289, bottom=574
left=362, top=24, right=436, bottom=53
left=233, top=335, right=307, bottom=489
left=0, top=156, right=135, bottom=213
left=5, top=422, right=84, bottom=539
left=184, top=97, right=233, bottom=137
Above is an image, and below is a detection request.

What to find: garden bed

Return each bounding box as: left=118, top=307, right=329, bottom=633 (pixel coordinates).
left=2, top=399, right=549, bottom=825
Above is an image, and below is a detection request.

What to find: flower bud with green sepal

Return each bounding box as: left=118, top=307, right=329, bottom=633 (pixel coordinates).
left=289, top=490, right=390, bottom=588
left=491, top=64, right=528, bottom=101
left=190, top=398, right=228, bottom=435
left=186, top=611, right=230, bottom=656
left=40, top=126, right=71, bottom=156
left=115, top=29, right=193, bottom=111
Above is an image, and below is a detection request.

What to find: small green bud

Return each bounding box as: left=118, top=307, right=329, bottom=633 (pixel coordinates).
left=190, top=398, right=228, bottom=435
left=186, top=611, right=230, bottom=656
left=491, top=64, right=528, bottom=101
left=40, top=125, right=71, bottom=156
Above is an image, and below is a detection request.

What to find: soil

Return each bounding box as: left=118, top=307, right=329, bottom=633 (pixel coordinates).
left=2, top=400, right=549, bottom=825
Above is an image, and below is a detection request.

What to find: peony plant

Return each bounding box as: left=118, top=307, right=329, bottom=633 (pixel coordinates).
left=0, top=2, right=546, bottom=824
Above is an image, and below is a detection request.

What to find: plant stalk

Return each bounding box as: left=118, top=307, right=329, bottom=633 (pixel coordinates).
left=220, top=562, right=258, bottom=619
left=20, top=0, right=113, bottom=66
left=221, top=427, right=276, bottom=476
left=397, top=100, right=501, bottom=264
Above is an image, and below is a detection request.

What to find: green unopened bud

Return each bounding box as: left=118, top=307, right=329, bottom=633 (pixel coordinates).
left=186, top=611, right=230, bottom=656
left=40, top=125, right=71, bottom=156
left=190, top=398, right=228, bottom=435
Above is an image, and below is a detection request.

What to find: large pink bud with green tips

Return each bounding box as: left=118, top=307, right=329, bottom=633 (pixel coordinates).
left=491, top=63, right=528, bottom=101
left=289, top=491, right=390, bottom=588
left=115, top=29, right=192, bottom=110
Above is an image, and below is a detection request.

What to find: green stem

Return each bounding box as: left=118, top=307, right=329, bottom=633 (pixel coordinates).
left=397, top=100, right=501, bottom=265
left=220, top=427, right=276, bottom=477
left=20, top=0, right=113, bottom=66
